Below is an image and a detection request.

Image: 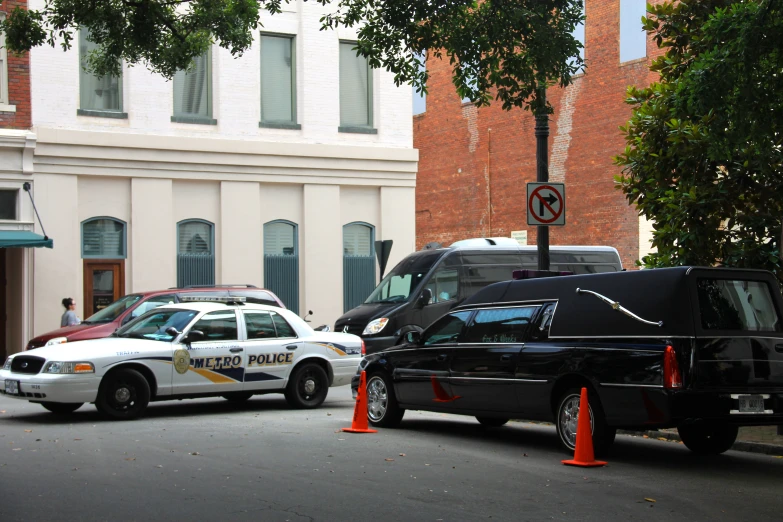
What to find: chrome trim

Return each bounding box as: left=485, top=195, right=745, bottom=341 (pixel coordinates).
left=549, top=335, right=694, bottom=339
left=730, top=410, right=774, bottom=415
left=600, top=383, right=663, bottom=389
left=449, top=377, right=548, bottom=383
left=576, top=287, right=664, bottom=327
left=730, top=394, right=770, bottom=399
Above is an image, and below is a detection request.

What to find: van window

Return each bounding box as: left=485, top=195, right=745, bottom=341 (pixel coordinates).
left=697, top=279, right=782, bottom=332
left=550, top=264, right=618, bottom=274
left=422, top=311, right=472, bottom=346
left=424, top=268, right=459, bottom=304
left=461, top=253, right=521, bottom=265
left=462, top=265, right=520, bottom=298
left=364, top=252, right=442, bottom=304
left=462, top=306, right=538, bottom=344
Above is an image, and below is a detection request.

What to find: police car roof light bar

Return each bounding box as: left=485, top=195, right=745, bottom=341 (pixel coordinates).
left=179, top=296, right=247, bottom=304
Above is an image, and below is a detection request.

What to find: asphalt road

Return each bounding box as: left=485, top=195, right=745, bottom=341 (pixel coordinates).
left=1, top=386, right=782, bottom=522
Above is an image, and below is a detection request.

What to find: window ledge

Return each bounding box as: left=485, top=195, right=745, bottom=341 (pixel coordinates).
left=77, top=109, right=128, bottom=119
left=259, top=122, right=302, bottom=130
left=0, top=104, right=17, bottom=113
left=338, top=126, right=378, bottom=135
left=171, top=115, right=218, bottom=125
left=619, top=56, right=648, bottom=67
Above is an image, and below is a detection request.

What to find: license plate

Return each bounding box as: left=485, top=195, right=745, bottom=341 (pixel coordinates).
left=738, top=395, right=764, bottom=413
left=4, top=379, right=20, bottom=396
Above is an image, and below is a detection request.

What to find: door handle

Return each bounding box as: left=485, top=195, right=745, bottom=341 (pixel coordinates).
left=436, top=354, right=448, bottom=362
left=285, top=344, right=298, bottom=351
left=229, top=347, right=243, bottom=353
left=775, top=344, right=783, bottom=353
left=500, top=354, right=513, bottom=361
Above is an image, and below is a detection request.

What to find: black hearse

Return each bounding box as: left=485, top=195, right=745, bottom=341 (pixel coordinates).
left=353, top=267, right=783, bottom=455
left=336, top=238, right=622, bottom=354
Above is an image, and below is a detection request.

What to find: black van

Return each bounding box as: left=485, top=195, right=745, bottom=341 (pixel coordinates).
left=335, top=238, right=622, bottom=353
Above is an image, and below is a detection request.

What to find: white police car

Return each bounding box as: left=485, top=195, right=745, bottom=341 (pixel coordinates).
left=0, top=297, right=363, bottom=419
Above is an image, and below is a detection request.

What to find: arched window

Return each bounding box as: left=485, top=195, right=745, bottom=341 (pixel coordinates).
left=343, top=222, right=375, bottom=311
left=177, top=219, right=215, bottom=287
left=263, top=220, right=299, bottom=314
left=81, top=217, right=126, bottom=259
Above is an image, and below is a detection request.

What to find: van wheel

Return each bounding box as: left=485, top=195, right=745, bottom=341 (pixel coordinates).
left=285, top=363, right=329, bottom=409
left=222, top=392, right=253, bottom=403
left=476, top=417, right=509, bottom=427
left=367, top=372, right=405, bottom=428
left=40, top=402, right=83, bottom=414
left=95, top=368, right=150, bottom=420
left=555, top=387, right=616, bottom=456
left=677, top=422, right=738, bottom=455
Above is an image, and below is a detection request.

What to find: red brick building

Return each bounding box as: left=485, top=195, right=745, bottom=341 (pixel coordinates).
left=413, top=0, right=665, bottom=269
left=0, top=0, right=31, bottom=128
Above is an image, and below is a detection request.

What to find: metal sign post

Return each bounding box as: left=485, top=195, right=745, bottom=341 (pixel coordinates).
left=375, top=240, right=393, bottom=279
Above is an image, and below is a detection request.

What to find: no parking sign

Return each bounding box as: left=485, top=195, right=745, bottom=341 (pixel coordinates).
left=527, top=183, right=566, bottom=226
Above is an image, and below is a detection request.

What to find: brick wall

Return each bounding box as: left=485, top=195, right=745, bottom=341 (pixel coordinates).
left=0, top=0, right=31, bottom=129
left=414, top=0, right=666, bottom=269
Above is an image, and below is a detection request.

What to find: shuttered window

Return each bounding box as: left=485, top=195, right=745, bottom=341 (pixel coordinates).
left=339, top=42, right=372, bottom=128
left=261, top=35, right=296, bottom=124
left=79, top=31, right=122, bottom=112
left=263, top=220, right=299, bottom=314
left=81, top=218, right=126, bottom=259
left=173, top=51, right=211, bottom=119
left=177, top=220, right=215, bottom=287
left=343, top=223, right=375, bottom=312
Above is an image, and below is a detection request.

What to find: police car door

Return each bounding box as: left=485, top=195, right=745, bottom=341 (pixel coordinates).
left=173, top=309, right=245, bottom=395
left=241, top=309, right=299, bottom=391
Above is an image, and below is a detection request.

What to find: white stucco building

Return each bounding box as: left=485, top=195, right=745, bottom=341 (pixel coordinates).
left=8, top=0, right=417, bottom=355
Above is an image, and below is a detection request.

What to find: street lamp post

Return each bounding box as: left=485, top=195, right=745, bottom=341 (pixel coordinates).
left=535, top=85, right=550, bottom=271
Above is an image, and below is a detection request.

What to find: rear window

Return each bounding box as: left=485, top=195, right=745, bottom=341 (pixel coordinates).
left=697, top=279, right=782, bottom=332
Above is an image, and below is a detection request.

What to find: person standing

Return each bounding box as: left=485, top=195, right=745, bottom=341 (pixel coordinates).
left=61, top=298, right=81, bottom=327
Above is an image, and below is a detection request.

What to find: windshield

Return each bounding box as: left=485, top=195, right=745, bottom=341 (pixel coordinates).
left=364, top=252, right=442, bottom=304
left=84, top=294, right=144, bottom=324
left=115, top=308, right=199, bottom=342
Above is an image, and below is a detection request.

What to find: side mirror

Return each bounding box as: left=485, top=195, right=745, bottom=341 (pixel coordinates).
left=183, top=329, right=204, bottom=344
left=417, top=288, right=433, bottom=308
left=165, top=326, right=181, bottom=338
left=313, top=324, right=330, bottom=332
left=405, top=331, right=421, bottom=345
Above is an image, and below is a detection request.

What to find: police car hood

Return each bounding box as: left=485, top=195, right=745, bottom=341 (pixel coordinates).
left=19, top=337, right=162, bottom=361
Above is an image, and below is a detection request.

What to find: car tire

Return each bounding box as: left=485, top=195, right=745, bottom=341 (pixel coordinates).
left=476, top=417, right=509, bottom=427
left=367, top=372, right=405, bottom=428
left=555, top=387, right=616, bottom=456
left=40, top=402, right=83, bottom=414
left=222, top=392, right=254, bottom=403
left=284, top=363, right=329, bottom=409
left=95, top=368, right=151, bottom=420
left=677, top=422, right=738, bottom=455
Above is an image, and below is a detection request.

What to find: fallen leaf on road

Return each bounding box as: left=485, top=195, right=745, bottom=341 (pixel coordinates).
left=399, top=453, right=406, bottom=457
left=523, top=453, right=528, bottom=457
left=125, top=458, right=136, bottom=461
left=35, top=439, right=41, bottom=442
left=156, top=465, right=163, bottom=468
left=0, top=410, right=5, bottom=413
left=644, top=498, right=656, bottom=503
left=327, top=413, right=332, bottom=416
left=657, top=437, right=668, bottom=441
left=12, top=448, right=21, bottom=451
left=72, top=468, right=78, bottom=471
left=385, top=458, right=394, bottom=462
left=73, top=438, right=82, bottom=441
left=24, top=430, right=32, bottom=433
left=642, top=435, right=649, bottom=439
left=190, top=452, right=201, bottom=456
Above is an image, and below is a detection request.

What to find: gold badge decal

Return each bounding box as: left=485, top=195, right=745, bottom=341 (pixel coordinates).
left=173, top=349, right=191, bottom=375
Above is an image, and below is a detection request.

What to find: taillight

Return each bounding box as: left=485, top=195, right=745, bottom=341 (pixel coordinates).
left=361, top=339, right=366, bottom=356
left=663, top=345, right=683, bottom=389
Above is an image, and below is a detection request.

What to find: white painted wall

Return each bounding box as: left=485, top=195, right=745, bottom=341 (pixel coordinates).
left=131, top=178, right=174, bottom=293
left=303, top=184, right=342, bottom=326
left=221, top=181, right=262, bottom=286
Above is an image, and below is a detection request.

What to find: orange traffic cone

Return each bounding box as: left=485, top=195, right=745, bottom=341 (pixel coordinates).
left=431, top=375, right=462, bottom=403
left=562, top=387, right=607, bottom=467
left=342, top=371, right=378, bottom=434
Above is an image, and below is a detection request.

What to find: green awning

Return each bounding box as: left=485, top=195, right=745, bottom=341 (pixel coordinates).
left=0, top=230, right=53, bottom=249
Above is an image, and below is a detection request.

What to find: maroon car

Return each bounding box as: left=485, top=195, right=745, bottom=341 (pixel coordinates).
left=26, top=285, right=285, bottom=350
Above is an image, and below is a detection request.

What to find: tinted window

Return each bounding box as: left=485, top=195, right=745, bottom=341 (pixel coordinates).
left=422, top=311, right=472, bottom=346
left=116, top=309, right=198, bottom=342
left=271, top=312, right=296, bottom=338
left=424, top=268, right=459, bottom=304
left=697, top=279, right=781, bottom=332
left=551, top=264, right=618, bottom=274
left=244, top=311, right=277, bottom=339
left=190, top=311, right=239, bottom=341
left=234, top=290, right=280, bottom=307
left=461, top=254, right=521, bottom=265
left=463, top=307, right=538, bottom=344
left=529, top=303, right=556, bottom=342
left=462, top=266, right=519, bottom=298
left=128, top=295, right=177, bottom=322
left=84, top=294, right=143, bottom=324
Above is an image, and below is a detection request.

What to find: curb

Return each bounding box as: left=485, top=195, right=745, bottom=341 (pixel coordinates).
left=618, top=429, right=783, bottom=456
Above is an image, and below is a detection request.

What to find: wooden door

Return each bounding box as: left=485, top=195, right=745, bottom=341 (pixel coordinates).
left=83, top=260, right=125, bottom=318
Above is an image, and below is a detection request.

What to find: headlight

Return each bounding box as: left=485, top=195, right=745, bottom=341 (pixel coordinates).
left=362, top=318, right=389, bottom=335
left=2, top=357, right=12, bottom=371
left=45, top=337, right=68, bottom=346
left=42, top=361, right=95, bottom=374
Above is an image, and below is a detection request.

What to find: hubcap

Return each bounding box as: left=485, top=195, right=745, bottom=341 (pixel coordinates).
left=114, top=387, right=131, bottom=403
left=367, top=377, right=388, bottom=422
left=559, top=395, right=593, bottom=448
left=304, top=379, right=316, bottom=395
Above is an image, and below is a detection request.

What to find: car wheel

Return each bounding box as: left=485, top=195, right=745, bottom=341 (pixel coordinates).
left=96, top=368, right=151, bottom=420
left=677, top=422, right=738, bottom=455
left=222, top=392, right=254, bottom=403
left=555, top=387, right=616, bottom=456
left=476, top=417, right=509, bottom=427
left=284, top=363, right=329, bottom=409
left=367, top=372, right=405, bottom=428
left=40, top=402, right=83, bottom=414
